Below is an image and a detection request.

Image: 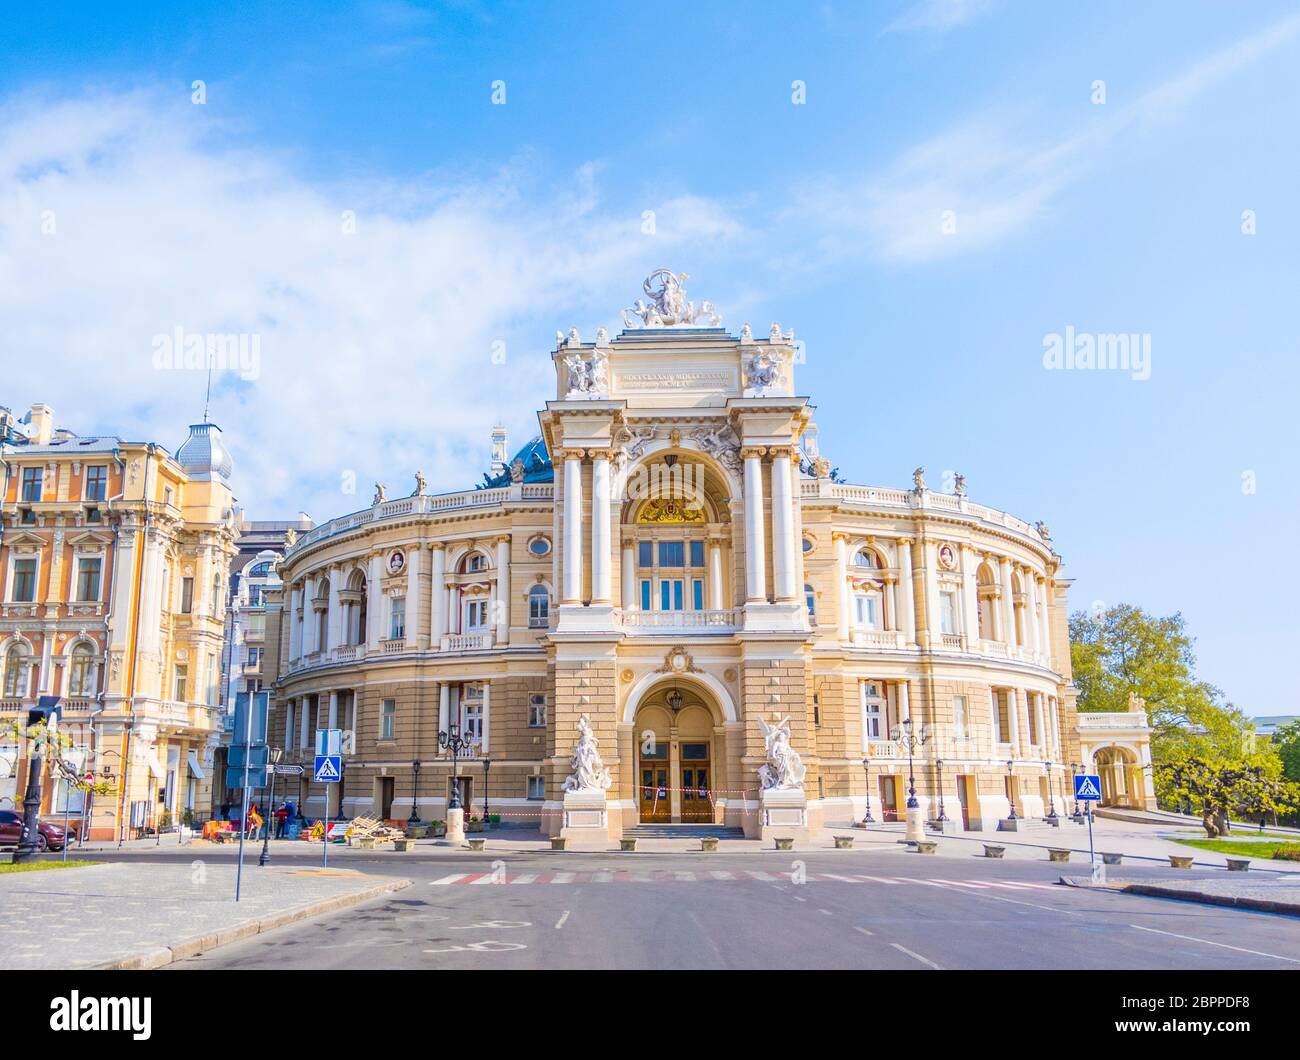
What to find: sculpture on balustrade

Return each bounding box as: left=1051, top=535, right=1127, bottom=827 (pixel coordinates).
left=372, top=483, right=387, bottom=505
left=1035, top=520, right=1052, bottom=541
left=758, top=715, right=807, bottom=791
left=509, top=457, right=525, bottom=483
left=563, top=714, right=613, bottom=794
left=912, top=467, right=926, bottom=492
left=412, top=470, right=426, bottom=497
left=954, top=473, right=966, bottom=497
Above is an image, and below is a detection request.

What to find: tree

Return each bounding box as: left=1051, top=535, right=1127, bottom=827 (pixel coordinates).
left=1155, top=751, right=1299, bottom=836
left=1277, top=721, right=1300, bottom=786
left=1069, top=604, right=1255, bottom=761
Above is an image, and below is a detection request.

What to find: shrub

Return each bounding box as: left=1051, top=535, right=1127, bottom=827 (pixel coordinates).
left=1272, top=844, right=1300, bottom=861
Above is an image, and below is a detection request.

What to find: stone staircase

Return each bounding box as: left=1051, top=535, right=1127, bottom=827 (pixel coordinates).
left=624, top=823, right=746, bottom=840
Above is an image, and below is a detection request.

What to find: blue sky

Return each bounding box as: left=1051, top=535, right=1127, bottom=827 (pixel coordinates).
left=1, top=1, right=1297, bottom=715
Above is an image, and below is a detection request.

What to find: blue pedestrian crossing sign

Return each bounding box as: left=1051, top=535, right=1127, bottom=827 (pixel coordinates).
left=1074, top=774, right=1103, bottom=801
left=314, top=755, right=342, bottom=784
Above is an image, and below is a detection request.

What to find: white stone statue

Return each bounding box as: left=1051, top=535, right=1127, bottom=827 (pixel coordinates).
left=563, top=349, right=609, bottom=399
left=757, top=715, right=806, bottom=791
left=621, top=269, right=722, bottom=328
left=563, top=714, right=612, bottom=793
left=745, top=349, right=780, bottom=394
left=372, top=483, right=387, bottom=504
left=740, top=322, right=753, bottom=342
left=412, top=470, right=426, bottom=497
left=1035, top=520, right=1052, bottom=541
left=912, top=467, right=926, bottom=492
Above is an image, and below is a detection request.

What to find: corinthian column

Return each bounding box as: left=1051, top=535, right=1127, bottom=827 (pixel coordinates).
left=430, top=544, right=447, bottom=646
left=405, top=548, right=421, bottom=649
left=999, top=557, right=1016, bottom=646
left=562, top=449, right=584, bottom=604
left=495, top=536, right=511, bottom=643
left=769, top=447, right=798, bottom=602
left=621, top=537, right=637, bottom=610
left=742, top=447, right=767, bottom=603
left=590, top=450, right=612, bottom=605
left=897, top=539, right=915, bottom=642
left=833, top=533, right=850, bottom=641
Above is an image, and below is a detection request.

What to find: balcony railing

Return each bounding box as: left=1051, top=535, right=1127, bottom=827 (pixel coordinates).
left=1077, top=710, right=1150, bottom=731
left=620, top=609, right=739, bottom=632
left=442, top=633, right=494, bottom=652
left=850, top=629, right=907, bottom=649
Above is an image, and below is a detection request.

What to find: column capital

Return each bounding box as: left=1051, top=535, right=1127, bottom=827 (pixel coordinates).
left=766, top=445, right=797, bottom=460
left=740, top=446, right=767, bottom=460
left=831, top=531, right=850, bottom=543
left=587, top=447, right=616, bottom=462
left=556, top=447, right=586, bottom=462
left=429, top=541, right=447, bottom=552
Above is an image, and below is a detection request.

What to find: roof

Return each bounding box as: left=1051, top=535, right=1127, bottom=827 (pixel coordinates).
left=479, top=435, right=553, bottom=488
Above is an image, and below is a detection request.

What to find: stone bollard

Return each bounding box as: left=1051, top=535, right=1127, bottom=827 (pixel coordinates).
left=392, top=838, right=414, bottom=852
left=701, top=836, right=719, bottom=852
left=467, top=837, right=486, bottom=851
left=1169, top=855, right=1193, bottom=869
left=834, top=835, right=854, bottom=849
left=620, top=838, right=637, bottom=852
left=1047, top=848, right=1071, bottom=863
left=774, top=837, right=794, bottom=851
left=983, top=844, right=1006, bottom=859
left=1101, top=852, right=1122, bottom=865
left=1226, top=858, right=1250, bottom=872
left=551, top=837, right=567, bottom=851
left=915, top=841, right=937, bottom=854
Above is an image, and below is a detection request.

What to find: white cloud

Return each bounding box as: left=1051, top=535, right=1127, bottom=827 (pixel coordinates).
left=884, top=0, right=998, bottom=34
left=0, top=88, right=742, bottom=521
left=795, top=11, right=1300, bottom=264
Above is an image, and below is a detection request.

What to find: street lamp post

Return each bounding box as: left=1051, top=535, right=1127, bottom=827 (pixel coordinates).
left=889, top=717, right=930, bottom=843
left=259, top=747, right=283, bottom=866
left=482, top=758, right=491, bottom=823
left=860, top=758, right=875, bottom=824
left=935, top=759, right=949, bottom=822
left=1071, top=762, right=1084, bottom=821
left=1044, top=760, right=1058, bottom=819
left=14, top=729, right=48, bottom=863
left=438, top=724, right=473, bottom=810
left=1005, top=760, right=1018, bottom=820
left=408, top=759, right=422, bottom=824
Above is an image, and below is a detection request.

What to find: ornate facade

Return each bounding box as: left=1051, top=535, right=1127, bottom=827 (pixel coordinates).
left=265, top=275, right=1154, bottom=838
left=0, top=405, right=238, bottom=838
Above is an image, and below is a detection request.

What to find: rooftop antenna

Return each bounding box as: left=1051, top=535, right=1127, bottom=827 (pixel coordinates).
left=203, top=356, right=214, bottom=424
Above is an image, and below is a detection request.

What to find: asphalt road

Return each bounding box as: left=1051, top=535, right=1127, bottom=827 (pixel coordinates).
left=149, top=848, right=1300, bottom=970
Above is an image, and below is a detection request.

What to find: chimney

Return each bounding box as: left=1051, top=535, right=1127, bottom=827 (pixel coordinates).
left=27, top=404, right=54, bottom=445
left=490, top=425, right=508, bottom=477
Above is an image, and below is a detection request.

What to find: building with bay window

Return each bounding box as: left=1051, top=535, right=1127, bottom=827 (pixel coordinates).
left=262, top=273, right=1154, bottom=837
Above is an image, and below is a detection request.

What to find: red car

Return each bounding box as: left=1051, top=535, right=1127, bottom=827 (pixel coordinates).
left=0, top=809, right=68, bottom=852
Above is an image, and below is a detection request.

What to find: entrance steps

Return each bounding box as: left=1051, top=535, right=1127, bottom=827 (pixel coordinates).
left=625, top=823, right=746, bottom=840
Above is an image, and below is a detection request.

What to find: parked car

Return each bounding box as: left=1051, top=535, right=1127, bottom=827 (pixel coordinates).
left=0, top=809, right=67, bottom=851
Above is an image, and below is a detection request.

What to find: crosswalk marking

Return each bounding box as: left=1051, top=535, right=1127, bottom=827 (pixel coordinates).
left=427, top=868, right=1063, bottom=889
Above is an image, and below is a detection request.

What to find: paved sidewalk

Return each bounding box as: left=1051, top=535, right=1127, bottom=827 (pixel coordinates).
left=1067, top=874, right=1300, bottom=916
left=0, top=861, right=410, bottom=969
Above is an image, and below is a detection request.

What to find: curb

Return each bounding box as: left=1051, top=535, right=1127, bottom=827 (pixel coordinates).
left=1115, top=882, right=1300, bottom=917
left=93, top=876, right=412, bottom=970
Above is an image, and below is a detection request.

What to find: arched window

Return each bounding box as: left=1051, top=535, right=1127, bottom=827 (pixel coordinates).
left=528, top=585, right=550, bottom=629
left=805, top=583, right=816, bottom=620
left=976, top=562, right=997, bottom=641
left=460, top=551, right=488, bottom=574
left=853, top=548, right=881, bottom=569
left=68, top=643, right=96, bottom=697
left=248, top=561, right=273, bottom=578
left=316, top=578, right=330, bottom=650
left=3, top=644, right=28, bottom=698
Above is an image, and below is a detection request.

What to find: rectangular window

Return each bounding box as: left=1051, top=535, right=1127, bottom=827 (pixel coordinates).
left=180, top=577, right=194, bottom=614
left=20, top=467, right=42, bottom=502
left=526, top=776, right=544, bottom=800
left=465, top=598, right=487, bottom=631
left=246, top=647, right=261, bottom=667
left=953, top=695, right=967, bottom=739
left=862, top=682, right=883, bottom=741
left=528, top=693, right=547, bottom=728
left=640, top=579, right=651, bottom=611
left=854, top=594, right=877, bottom=630
left=460, top=684, right=484, bottom=742
left=172, top=665, right=187, bottom=702
left=1027, top=693, right=1039, bottom=745
left=12, top=558, right=37, bottom=602
left=994, top=690, right=1009, bottom=744
left=658, top=541, right=684, bottom=567
left=76, top=557, right=102, bottom=601
left=381, top=698, right=395, bottom=740
left=940, top=591, right=957, bottom=634
left=692, top=579, right=704, bottom=610
left=688, top=540, right=704, bottom=567
left=390, top=597, right=406, bottom=639
left=84, top=465, right=108, bottom=501
left=660, top=579, right=683, bottom=611
left=638, top=541, right=652, bottom=567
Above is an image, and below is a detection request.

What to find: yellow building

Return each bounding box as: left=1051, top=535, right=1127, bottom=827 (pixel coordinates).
left=265, top=273, right=1153, bottom=839
left=0, top=404, right=238, bottom=840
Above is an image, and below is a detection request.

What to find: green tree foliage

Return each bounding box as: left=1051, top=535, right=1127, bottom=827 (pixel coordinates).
left=1155, top=751, right=1299, bottom=836
left=1277, top=721, right=1300, bottom=785
left=1069, top=604, right=1255, bottom=761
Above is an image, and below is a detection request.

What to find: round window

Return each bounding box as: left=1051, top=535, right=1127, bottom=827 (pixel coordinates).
left=528, top=537, right=552, bottom=557
left=802, top=537, right=814, bottom=554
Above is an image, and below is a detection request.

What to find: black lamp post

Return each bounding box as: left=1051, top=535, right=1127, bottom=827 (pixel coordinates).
left=935, top=758, right=949, bottom=822
left=259, top=747, right=283, bottom=866
left=14, top=726, right=48, bottom=863
left=1044, top=760, right=1058, bottom=819
left=889, top=717, right=929, bottom=810
left=408, top=759, right=422, bottom=824
left=437, top=723, right=473, bottom=810
left=1071, top=762, right=1084, bottom=821
left=1005, top=759, right=1018, bottom=820
left=482, top=758, right=491, bottom=823
left=860, top=758, right=875, bottom=824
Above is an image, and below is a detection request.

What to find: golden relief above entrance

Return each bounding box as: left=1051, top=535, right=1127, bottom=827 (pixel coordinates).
left=636, top=496, right=706, bottom=523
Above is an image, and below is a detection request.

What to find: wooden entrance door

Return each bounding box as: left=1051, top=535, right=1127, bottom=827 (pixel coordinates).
left=377, top=777, right=394, bottom=819
left=639, top=752, right=670, bottom=823
left=679, top=743, right=712, bottom=823
left=879, top=775, right=899, bottom=822
left=956, top=774, right=972, bottom=830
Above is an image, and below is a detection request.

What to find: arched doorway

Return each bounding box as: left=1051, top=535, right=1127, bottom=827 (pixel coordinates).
left=1093, top=746, right=1142, bottom=808
left=632, top=685, right=722, bottom=825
